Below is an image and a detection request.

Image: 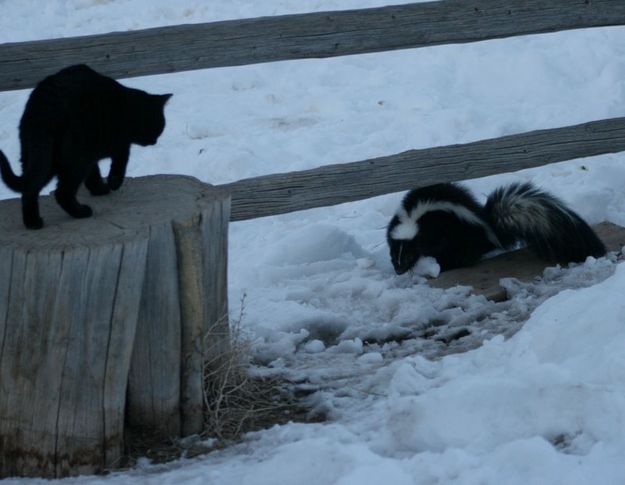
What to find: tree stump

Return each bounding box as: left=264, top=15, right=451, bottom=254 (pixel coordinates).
left=0, top=175, right=230, bottom=478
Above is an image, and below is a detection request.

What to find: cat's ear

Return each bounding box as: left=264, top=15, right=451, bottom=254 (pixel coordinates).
left=159, top=93, right=173, bottom=105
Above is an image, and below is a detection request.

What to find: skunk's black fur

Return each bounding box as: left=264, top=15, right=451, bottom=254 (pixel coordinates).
left=387, top=182, right=606, bottom=274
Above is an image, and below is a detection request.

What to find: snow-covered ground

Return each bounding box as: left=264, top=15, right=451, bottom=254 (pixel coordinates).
left=2, top=1, right=625, bottom=483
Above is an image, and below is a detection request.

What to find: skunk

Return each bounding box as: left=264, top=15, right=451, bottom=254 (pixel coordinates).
left=387, top=182, right=606, bottom=274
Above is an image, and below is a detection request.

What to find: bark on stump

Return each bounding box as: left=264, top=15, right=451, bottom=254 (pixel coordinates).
left=0, top=175, right=230, bottom=478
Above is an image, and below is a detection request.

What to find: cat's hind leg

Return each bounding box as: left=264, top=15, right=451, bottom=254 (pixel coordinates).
left=21, top=192, right=44, bottom=229
left=21, top=176, right=49, bottom=229
left=20, top=138, right=55, bottom=229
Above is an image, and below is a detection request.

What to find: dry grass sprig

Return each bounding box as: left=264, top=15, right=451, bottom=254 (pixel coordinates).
left=202, top=295, right=313, bottom=444
left=123, top=295, right=319, bottom=467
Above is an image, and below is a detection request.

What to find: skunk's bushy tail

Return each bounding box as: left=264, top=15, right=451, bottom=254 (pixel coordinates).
left=485, top=182, right=606, bottom=263
left=0, top=150, right=23, bottom=192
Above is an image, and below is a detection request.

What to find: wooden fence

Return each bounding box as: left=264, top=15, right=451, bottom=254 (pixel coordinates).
left=2, top=0, right=625, bottom=92
left=2, top=0, right=625, bottom=479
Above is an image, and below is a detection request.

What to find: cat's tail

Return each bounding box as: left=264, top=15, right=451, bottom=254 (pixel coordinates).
left=0, top=150, right=23, bottom=192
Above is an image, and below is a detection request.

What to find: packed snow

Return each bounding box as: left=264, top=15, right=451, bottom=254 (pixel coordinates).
left=2, top=0, right=625, bottom=483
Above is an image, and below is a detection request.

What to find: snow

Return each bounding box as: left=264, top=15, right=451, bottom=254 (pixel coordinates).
left=2, top=1, right=625, bottom=483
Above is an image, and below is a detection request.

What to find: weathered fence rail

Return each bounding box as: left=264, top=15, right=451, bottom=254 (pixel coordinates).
left=225, top=117, right=625, bottom=221
left=2, top=0, right=625, bottom=91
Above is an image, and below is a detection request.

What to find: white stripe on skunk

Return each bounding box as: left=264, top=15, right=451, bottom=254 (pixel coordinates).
left=387, top=182, right=606, bottom=275
left=391, top=200, right=501, bottom=247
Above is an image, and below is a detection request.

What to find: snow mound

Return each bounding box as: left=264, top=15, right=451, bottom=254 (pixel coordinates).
left=262, top=223, right=367, bottom=265
left=378, top=263, right=625, bottom=464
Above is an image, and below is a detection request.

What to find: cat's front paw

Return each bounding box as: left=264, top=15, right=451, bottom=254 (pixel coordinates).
left=107, top=175, right=123, bottom=191
left=87, top=183, right=111, bottom=196
left=73, top=205, right=93, bottom=219
left=24, top=216, right=44, bottom=230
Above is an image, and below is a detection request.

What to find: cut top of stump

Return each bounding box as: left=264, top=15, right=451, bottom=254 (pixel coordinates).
left=0, top=175, right=229, bottom=250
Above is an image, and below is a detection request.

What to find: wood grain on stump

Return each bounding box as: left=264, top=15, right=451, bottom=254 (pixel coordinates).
left=0, top=175, right=230, bottom=478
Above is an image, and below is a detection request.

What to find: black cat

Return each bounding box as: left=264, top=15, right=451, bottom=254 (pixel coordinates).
left=0, top=64, right=172, bottom=229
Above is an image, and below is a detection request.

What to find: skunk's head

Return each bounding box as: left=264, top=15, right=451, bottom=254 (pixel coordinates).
left=387, top=210, right=421, bottom=275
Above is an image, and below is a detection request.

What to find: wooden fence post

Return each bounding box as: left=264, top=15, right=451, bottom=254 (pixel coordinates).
left=126, top=180, right=231, bottom=440
left=0, top=175, right=230, bottom=478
